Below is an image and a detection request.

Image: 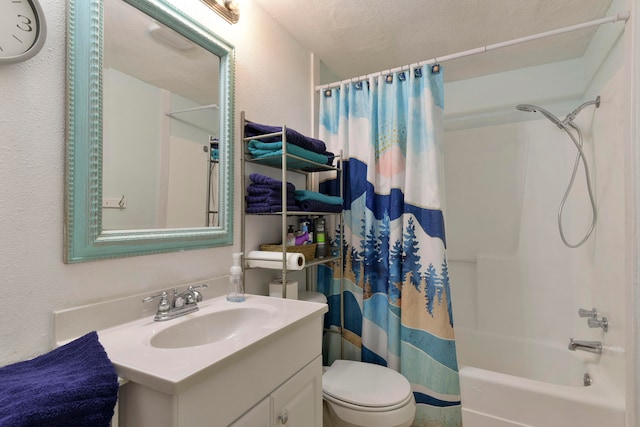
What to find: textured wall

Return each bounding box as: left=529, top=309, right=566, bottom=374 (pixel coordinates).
left=0, top=0, right=312, bottom=365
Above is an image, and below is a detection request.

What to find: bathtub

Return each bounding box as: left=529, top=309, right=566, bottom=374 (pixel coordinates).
left=455, top=327, right=625, bottom=427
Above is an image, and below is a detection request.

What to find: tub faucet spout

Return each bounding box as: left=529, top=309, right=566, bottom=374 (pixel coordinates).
left=568, top=338, right=602, bottom=354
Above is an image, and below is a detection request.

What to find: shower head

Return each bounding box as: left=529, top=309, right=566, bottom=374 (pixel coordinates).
left=515, top=104, right=537, bottom=113
left=516, top=104, right=564, bottom=128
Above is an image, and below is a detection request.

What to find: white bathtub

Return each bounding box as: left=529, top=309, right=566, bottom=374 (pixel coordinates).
left=455, top=328, right=625, bottom=427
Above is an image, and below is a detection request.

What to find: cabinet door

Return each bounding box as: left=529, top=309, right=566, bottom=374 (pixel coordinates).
left=271, top=356, right=323, bottom=427
left=229, top=397, right=270, bottom=427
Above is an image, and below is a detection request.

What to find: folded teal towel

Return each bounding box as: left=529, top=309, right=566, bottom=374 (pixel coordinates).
left=294, top=190, right=343, bottom=206
left=248, top=140, right=330, bottom=168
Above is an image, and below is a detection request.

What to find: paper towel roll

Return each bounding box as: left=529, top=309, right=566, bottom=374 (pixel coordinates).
left=246, top=250, right=305, bottom=270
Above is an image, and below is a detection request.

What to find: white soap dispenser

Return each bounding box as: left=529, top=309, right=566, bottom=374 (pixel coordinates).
left=227, top=252, right=245, bottom=302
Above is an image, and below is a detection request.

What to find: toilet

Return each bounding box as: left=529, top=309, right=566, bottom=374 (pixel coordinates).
left=322, top=360, right=416, bottom=427
left=299, top=292, right=416, bottom=427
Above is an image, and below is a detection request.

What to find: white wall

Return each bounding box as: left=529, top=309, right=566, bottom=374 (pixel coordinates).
left=0, top=0, right=312, bottom=366
left=103, top=68, right=163, bottom=229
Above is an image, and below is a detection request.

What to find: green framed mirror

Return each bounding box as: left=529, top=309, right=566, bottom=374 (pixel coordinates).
left=65, top=0, right=234, bottom=262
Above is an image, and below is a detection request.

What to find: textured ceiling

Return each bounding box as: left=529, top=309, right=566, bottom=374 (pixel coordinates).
left=252, top=0, right=616, bottom=82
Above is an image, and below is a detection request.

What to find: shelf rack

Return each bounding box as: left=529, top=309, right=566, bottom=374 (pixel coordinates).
left=239, top=111, right=344, bottom=301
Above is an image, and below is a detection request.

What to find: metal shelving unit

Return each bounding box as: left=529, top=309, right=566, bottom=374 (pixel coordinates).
left=240, top=111, right=344, bottom=303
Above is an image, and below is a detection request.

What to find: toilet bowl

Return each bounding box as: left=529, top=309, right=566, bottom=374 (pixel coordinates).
left=299, top=291, right=415, bottom=426
left=322, top=360, right=416, bottom=427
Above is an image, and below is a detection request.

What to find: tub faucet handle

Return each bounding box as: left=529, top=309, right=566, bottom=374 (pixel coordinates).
left=578, top=307, right=598, bottom=318
left=588, top=316, right=608, bottom=332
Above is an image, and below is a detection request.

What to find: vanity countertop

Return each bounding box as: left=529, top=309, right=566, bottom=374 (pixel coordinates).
left=97, top=294, right=327, bottom=395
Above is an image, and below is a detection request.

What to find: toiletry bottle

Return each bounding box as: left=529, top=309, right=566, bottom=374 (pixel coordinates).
left=315, top=216, right=326, bottom=258
left=286, top=225, right=296, bottom=246
left=227, top=252, right=245, bottom=302
left=295, top=232, right=309, bottom=246
left=300, top=220, right=309, bottom=241
left=300, top=218, right=313, bottom=243
left=307, top=220, right=314, bottom=244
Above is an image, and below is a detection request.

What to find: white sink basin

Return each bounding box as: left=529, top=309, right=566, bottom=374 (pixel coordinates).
left=150, top=306, right=275, bottom=349
left=97, top=295, right=327, bottom=395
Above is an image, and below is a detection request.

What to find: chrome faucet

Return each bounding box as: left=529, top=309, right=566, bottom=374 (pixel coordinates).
left=587, top=316, right=608, bottom=332
left=568, top=338, right=602, bottom=354
left=578, top=307, right=608, bottom=332
left=143, top=284, right=208, bottom=321
left=578, top=307, right=598, bottom=318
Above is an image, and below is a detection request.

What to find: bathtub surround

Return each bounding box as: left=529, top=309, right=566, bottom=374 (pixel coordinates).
left=318, top=68, right=461, bottom=425
left=444, top=0, right=631, bottom=423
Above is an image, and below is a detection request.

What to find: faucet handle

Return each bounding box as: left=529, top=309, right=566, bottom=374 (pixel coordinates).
left=188, top=284, right=208, bottom=302
left=588, top=316, right=609, bottom=332
left=143, top=291, right=168, bottom=303
left=578, top=307, right=598, bottom=318
left=143, top=291, right=171, bottom=313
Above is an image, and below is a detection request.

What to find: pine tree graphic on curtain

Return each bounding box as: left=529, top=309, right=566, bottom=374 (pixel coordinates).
left=335, top=215, right=454, bottom=328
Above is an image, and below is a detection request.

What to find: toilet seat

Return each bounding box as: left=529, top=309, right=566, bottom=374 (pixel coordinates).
left=323, top=389, right=414, bottom=413
left=322, top=360, right=413, bottom=411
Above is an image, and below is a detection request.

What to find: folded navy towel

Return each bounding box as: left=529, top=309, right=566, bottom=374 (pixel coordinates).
left=246, top=195, right=295, bottom=205
left=246, top=186, right=284, bottom=197
left=0, top=331, right=119, bottom=427
left=245, top=121, right=328, bottom=154
left=299, top=199, right=343, bottom=213
left=249, top=173, right=296, bottom=192
left=246, top=204, right=301, bottom=213
left=246, top=184, right=294, bottom=196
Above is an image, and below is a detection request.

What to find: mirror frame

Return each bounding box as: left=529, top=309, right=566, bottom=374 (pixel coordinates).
left=65, top=0, right=234, bottom=263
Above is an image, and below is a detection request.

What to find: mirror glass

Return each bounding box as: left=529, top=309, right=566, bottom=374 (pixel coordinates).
left=65, top=0, right=234, bottom=262
left=103, top=0, right=221, bottom=229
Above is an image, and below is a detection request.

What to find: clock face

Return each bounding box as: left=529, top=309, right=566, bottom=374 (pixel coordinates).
left=0, top=0, right=45, bottom=63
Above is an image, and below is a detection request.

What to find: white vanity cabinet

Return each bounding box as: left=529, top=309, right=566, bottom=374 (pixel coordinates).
left=230, top=398, right=270, bottom=427
left=104, top=296, right=327, bottom=427
left=230, top=356, right=322, bottom=427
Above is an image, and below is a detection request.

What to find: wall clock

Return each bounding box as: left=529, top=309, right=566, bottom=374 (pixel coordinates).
left=0, top=0, right=47, bottom=64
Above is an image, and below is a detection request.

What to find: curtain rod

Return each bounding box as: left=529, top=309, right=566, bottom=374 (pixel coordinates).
left=315, top=11, right=631, bottom=91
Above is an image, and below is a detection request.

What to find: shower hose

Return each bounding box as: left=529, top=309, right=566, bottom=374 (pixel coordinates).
left=556, top=121, right=597, bottom=248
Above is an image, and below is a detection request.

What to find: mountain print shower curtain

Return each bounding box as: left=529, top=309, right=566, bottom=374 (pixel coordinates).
left=318, top=66, right=462, bottom=426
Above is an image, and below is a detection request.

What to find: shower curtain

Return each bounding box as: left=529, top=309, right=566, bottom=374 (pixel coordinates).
left=318, top=67, right=462, bottom=426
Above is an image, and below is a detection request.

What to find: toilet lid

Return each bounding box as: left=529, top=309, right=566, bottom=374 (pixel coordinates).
left=323, top=360, right=412, bottom=408
left=298, top=291, right=327, bottom=304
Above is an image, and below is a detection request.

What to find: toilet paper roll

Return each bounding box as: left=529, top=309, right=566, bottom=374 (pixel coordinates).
left=246, top=250, right=305, bottom=270
left=269, top=279, right=298, bottom=300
